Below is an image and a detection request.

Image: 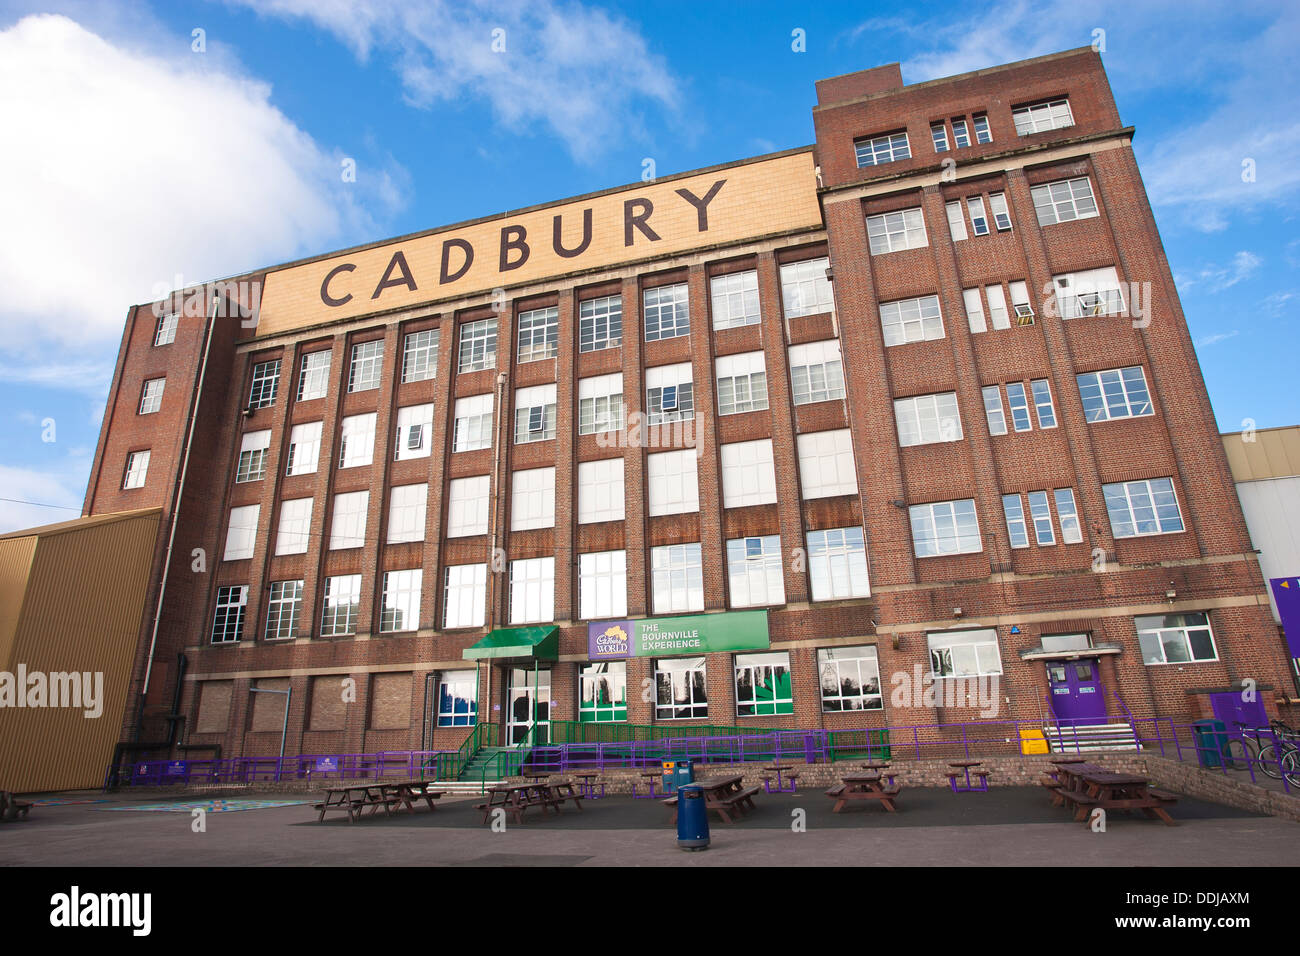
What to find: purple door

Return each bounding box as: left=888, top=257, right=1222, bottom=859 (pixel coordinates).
left=1047, top=659, right=1107, bottom=725
left=1209, top=691, right=1268, bottom=738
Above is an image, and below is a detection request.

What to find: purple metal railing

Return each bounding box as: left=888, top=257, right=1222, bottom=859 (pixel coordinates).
left=111, top=750, right=451, bottom=788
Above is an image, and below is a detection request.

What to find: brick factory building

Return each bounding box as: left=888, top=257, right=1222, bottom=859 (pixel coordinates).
left=82, top=47, right=1296, bottom=773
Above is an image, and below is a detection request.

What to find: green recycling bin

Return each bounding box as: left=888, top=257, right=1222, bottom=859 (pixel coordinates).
left=1192, top=719, right=1228, bottom=769
left=661, top=759, right=695, bottom=794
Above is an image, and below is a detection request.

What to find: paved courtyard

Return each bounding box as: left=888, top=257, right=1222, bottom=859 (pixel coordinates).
left=1, top=786, right=1294, bottom=866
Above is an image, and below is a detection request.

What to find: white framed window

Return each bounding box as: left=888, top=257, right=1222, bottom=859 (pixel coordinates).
left=945, top=202, right=968, bottom=243
left=1006, top=382, right=1032, bottom=431
left=249, top=359, right=281, bottom=409
left=928, top=627, right=1003, bottom=677
left=517, top=306, right=559, bottom=363
left=1054, top=488, right=1084, bottom=544
left=139, top=378, right=165, bottom=415
left=1027, top=490, right=1056, bottom=545
left=644, top=283, right=690, bottom=341
left=437, top=670, right=478, bottom=726
left=286, top=421, right=322, bottom=476
left=339, top=412, right=376, bottom=468
left=579, top=550, right=627, bottom=620
left=966, top=196, right=989, bottom=236
left=726, top=535, right=785, bottom=608
left=509, top=556, right=554, bottom=624
left=1077, top=366, right=1153, bottom=422
left=514, top=383, right=557, bottom=444
left=651, top=543, right=704, bottom=614
left=211, top=585, right=248, bottom=644
left=446, top=476, right=490, bottom=538
left=298, top=350, right=331, bottom=401
left=880, top=294, right=944, bottom=346
left=788, top=340, right=845, bottom=405
left=395, top=403, right=434, bottom=460
left=985, top=284, right=1010, bottom=330
left=387, top=483, right=427, bottom=543
left=797, top=429, right=857, bottom=500
left=223, top=504, right=260, bottom=561
left=1031, top=177, right=1098, bottom=226
left=511, top=467, right=556, bottom=531
left=458, top=318, right=497, bottom=373
left=329, top=490, right=368, bottom=550
left=1136, top=612, right=1218, bottom=665
left=806, top=527, right=870, bottom=601
left=655, top=656, right=708, bottom=719
left=720, top=439, right=778, bottom=508
left=931, top=122, right=949, bottom=152
left=735, top=651, right=794, bottom=717
left=818, top=646, right=882, bottom=712
left=646, top=362, right=694, bottom=426
left=579, top=295, right=622, bottom=352
left=235, top=429, right=271, bottom=483
left=715, top=351, right=768, bottom=416
left=1054, top=267, right=1124, bottom=319
left=380, top=568, right=422, bottom=633
left=275, top=497, right=313, bottom=555
left=579, top=661, right=625, bottom=723
left=710, top=270, right=761, bottom=330
left=855, top=130, right=910, bottom=167
left=453, top=393, right=494, bottom=452
left=1009, top=281, right=1034, bottom=323
left=1002, top=494, right=1029, bottom=549
left=578, top=458, right=625, bottom=524
left=1031, top=379, right=1056, bottom=428
left=154, top=312, right=178, bottom=346
left=951, top=118, right=971, bottom=148
left=321, top=574, right=362, bottom=637
left=123, top=450, right=150, bottom=489
left=962, top=288, right=986, bottom=332
left=910, top=499, right=982, bottom=557
left=264, top=580, right=303, bottom=641
left=982, top=386, right=1007, bottom=435
left=867, top=209, right=927, bottom=255
left=973, top=113, right=992, bottom=144
left=895, top=392, right=962, bottom=447
left=780, top=257, right=834, bottom=316
left=1103, top=478, right=1185, bottom=538
left=402, top=328, right=439, bottom=383
left=444, top=564, right=486, bottom=629
left=347, top=341, right=382, bottom=393
left=647, top=449, right=700, bottom=516
left=989, top=192, right=1012, bottom=231
left=578, top=373, right=624, bottom=435
left=1013, top=98, right=1074, bottom=136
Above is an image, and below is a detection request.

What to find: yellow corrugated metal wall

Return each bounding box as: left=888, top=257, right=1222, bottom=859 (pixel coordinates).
left=0, top=510, right=161, bottom=793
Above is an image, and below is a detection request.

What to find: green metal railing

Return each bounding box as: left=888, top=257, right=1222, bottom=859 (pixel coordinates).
left=434, top=722, right=500, bottom=780
left=825, top=729, right=892, bottom=761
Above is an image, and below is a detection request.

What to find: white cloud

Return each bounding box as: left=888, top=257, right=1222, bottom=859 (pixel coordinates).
left=0, top=462, right=87, bottom=534
left=0, top=14, right=404, bottom=369
left=225, top=0, right=681, bottom=161
left=1195, top=330, right=1239, bottom=348
left=1179, top=251, right=1262, bottom=294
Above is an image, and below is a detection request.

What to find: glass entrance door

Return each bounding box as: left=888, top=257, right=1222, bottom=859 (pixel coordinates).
left=506, top=667, right=551, bottom=744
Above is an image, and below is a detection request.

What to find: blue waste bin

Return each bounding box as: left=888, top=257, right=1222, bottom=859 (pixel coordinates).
left=676, top=783, right=710, bottom=851
left=661, top=759, right=695, bottom=794
left=1192, top=718, right=1228, bottom=769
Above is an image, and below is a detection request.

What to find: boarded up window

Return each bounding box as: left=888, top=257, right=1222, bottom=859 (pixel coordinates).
left=250, top=677, right=290, bottom=732
left=309, top=676, right=348, bottom=731
left=195, top=680, right=232, bottom=734
left=370, top=673, right=412, bottom=730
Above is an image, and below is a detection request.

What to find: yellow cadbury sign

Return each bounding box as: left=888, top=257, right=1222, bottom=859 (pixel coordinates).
left=256, top=150, right=821, bottom=336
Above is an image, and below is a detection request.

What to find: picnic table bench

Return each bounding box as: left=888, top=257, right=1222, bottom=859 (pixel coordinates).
left=947, top=760, right=991, bottom=793
left=761, top=764, right=799, bottom=794
left=664, top=774, right=760, bottom=824
left=1, top=791, right=32, bottom=821
left=1055, top=769, right=1178, bottom=826
left=826, top=773, right=901, bottom=813
left=314, top=779, right=445, bottom=823
left=475, top=779, right=584, bottom=825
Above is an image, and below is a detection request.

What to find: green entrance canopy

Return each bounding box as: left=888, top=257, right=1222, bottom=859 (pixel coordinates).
left=462, top=625, right=559, bottom=662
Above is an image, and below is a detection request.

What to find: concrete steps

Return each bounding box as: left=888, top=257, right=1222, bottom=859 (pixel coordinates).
left=1045, top=722, right=1141, bottom=753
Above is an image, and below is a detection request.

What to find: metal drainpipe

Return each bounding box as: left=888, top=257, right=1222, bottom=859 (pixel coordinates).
left=485, top=369, right=508, bottom=728
left=141, top=297, right=217, bottom=705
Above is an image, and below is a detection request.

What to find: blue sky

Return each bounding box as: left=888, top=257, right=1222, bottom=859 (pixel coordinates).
left=0, top=0, right=1296, bottom=532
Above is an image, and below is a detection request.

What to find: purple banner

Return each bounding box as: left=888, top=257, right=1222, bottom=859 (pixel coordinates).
left=589, top=620, right=632, bottom=660
left=1269, top=577, right=1300, bottom=659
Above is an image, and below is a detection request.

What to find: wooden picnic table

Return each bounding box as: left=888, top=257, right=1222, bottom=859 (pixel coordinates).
left=947, top=760, right=990, bottom=793
left=1061, top=769, right=1179, bottom=826
left=664, top=774, right=760, bottom=824
left=826, top=773, right=901, bottom=813
left=634, top=770, right=663, bottom=799
left=477, top=779, right=584, bottom=825
left=1041, top=762, right=1105, bottom=806
left=860, top=761, right=896, bottom=784
left=316, top=782, right=399, bottom=823
left=382, top=779, right=446, bottom=814
left=572, top=772, right=605, bottom=798
left=762, top=764, right=798, bottom=793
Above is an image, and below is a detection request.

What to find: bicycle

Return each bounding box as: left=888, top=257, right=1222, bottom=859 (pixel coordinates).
left=1222, top=722, right=1259, bottom=770
left=1255, top=720, right=1300, bottom=783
